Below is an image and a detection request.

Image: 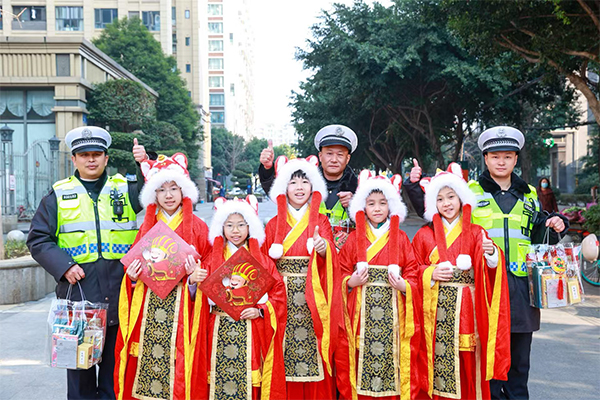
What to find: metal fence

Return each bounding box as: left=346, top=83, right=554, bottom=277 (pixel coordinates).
left=1, top=139, right=73, bottom=217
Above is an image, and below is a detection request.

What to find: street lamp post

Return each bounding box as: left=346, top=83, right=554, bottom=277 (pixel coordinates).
left=0, top=125, right=14, bottom=215
left=49, top=136, right=60, bottom=184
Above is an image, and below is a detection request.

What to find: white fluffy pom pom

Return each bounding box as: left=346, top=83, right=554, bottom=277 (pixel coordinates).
left=269, top=243, right=284, bottom=260
left=356, top=262, right=368, bottom=273
left=306, top=238, right=314, bottom=254
left=388, top=264, right=401, bottom=279
left=456, top=254, right=472, bottom=270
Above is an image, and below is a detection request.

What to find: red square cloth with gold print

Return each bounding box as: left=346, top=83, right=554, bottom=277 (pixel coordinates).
left=121, top=221, right=199, bottom=299
left=199, top=247, right=276, bottom=321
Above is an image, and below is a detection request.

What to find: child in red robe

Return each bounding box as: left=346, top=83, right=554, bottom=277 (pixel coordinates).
left=114, top=153, right=212, bottom=400
left=412, top=164, right=511, bottom=400
left=338, top=171, right=422, bottom=400
left=263, top=156, right=340, bottom=400
left=202, top=195, right=287, bottom=400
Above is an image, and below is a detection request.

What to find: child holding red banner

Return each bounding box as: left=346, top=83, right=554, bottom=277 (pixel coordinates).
left=114, top=153, right=212, bottom=400
left=412, top=164, right=510, bottom=400
left=203, top=195, right=287, bottom=400
left=263, top=156, right=340, bottom=400
left=338, top=171, right=422, bottom=400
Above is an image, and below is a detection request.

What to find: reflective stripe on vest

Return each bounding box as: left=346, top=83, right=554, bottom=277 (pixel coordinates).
left=54, top=174, right=137, bottom=264
left=469, top=181, right=539, bottom=277
left=319, top=200, right=348, bottom=226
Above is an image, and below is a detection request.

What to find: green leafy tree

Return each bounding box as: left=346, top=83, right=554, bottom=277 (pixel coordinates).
left=107, top=132, right=137, bottom=173
left=87, top=79, right=156, bottom=133
left=444, top=0, right=600, bottom=178
left=243, top=138, right=268, bottom=174
left=292, top=1, right=505, bottom=172
left=232, top=161, right=253, bottom=191
left=93, top=17, right=201, bottom=167
left=274, top=144, right=297, bottom=160
left=141, top=121, right=185, bottom=152
left=210, top=127, right=245, bottom=177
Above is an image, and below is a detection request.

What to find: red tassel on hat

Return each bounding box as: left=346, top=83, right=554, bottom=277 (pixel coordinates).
left=456, top=204, right=473, bottom=270
left=139, top=203, right=158, bottom=238
left=212, top=236, right=225, bottom=267
left=355, top=210, right=368, bottom=273
left=433, top=213, right=449, bottom=263
left=268, top=194, right=288, bottom=259
left=389, top=215, right=400, bottom=265
left=182, top=197, right=193, bottom=244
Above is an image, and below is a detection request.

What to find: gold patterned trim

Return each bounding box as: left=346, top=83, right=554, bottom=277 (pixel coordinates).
left=130, top=342, right=139, bottom=357
left=132, top=285, right=182, bottom=400
left=356, top=265, right=400, bottom=397
left=459, top=334, right=476, bottom=352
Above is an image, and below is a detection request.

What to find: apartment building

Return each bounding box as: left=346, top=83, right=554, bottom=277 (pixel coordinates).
left=207, top=0, right=255, bottom=140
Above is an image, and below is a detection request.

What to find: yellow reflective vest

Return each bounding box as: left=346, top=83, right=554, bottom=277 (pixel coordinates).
left=319, top=199, right=348, bottom=226
left=54, top=174, right=137, bottom=264
left=469, top=181, right=539, bottom=277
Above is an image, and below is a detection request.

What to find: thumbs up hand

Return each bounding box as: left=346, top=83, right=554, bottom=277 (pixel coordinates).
left=132, top=138, right=148, bottom=162
left=313, top=226, right=327, bottom=257
left=481, top=229, right=496, bottom=255
left=409, top=158, right=422, bottom=183
left=260, top=139, right=275, bottom=170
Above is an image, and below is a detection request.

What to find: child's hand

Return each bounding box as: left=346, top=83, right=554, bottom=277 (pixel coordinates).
left=348, top=266, right=368, bottom=288
left=481, top=229, right=495, bottom=255
left=313, top=226, right=327, bottom=257
left=185, top=254, right=200, bottom=275
left=240, top=308, right=261, bottom=320
left=388, top=272, right=406, bottom=292
left=189, top=265, right=207, bottom=285
left=432, top=263, right=453, bottom=282
left=126, top=259, right=143, bottom=281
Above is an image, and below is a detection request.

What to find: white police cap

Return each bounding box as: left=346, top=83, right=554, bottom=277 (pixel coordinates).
left=478, top=126, right=524, bottom=153
left=65, top=126, right=112, bottom=154
left=314, top=124, right=358, bottom=153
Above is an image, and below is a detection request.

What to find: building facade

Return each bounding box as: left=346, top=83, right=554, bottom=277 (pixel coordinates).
left=0, top=36, right=157, bottom=215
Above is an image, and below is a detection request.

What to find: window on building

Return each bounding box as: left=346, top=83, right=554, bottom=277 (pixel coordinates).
left=172, top=33, right=177, bottom=54
left=185, top=37, right=191, bottom=46
left=128, top=11, right=139, bottom=19
left=229, top=33, right=234, bottom=43
left=142, top=11, right=160, bottom=31
left=209, top=94, right=225, bottom=106
left=209, top=76, right=224, bottom=88
left=208, top=40, right=223, bottom=51
left=211, top=111, right=225, bottom=124
left=0, top=7, right=3, bottom=30
left=12, top=6, right=47, bottom=30
left=186, top=64, right=191, bottom=73
left=185, top=10, right=190, bottom=19
left=56, top=6, right=83, bottom=31
left=188, top=91, right=192, bottom=97
left=230, top=83, right=235, bottom=95
left=207, top=4, right=223, bottom=16
left=172, top=7, right=176, bottom=25
left=95, top=8, right=118, bottom=29
left=208, top=58, right=224, bottom=70
left=208, top=22, right=223, bottom=34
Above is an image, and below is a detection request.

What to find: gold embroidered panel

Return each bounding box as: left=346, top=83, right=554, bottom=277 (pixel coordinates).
left=210, top=315, right=251, bottom=400
left=133, top=285, right=181, bottom=400
left=277, top=257, right=323, bottom=382
left=357, top=265, right=399, bottom=396
left=432, top=269, right=473, bottom=399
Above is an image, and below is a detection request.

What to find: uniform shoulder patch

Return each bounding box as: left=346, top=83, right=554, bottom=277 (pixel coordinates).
left=125, top=174, right=137, bottom=182
left=477, top=200, right=490, bottom=207
left=62, top=193, right=78, bottom=200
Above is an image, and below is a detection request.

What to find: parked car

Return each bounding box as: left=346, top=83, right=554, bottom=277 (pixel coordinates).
left=226, top=187, right=244, bottom=199
left=254, top=187, right=267, bottom=202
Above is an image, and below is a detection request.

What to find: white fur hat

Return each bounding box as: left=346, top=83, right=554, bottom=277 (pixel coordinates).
left=420, top=163, right=476, bottom=222
left=139, top=153, right=199, bottom=208
left=349, top=170, right=407, bottom=223
left=268, top=156, right=328, bottom=203
left=209, top=195, right=265, bottom=246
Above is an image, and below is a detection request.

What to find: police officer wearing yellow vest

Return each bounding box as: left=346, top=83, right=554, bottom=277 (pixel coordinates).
left=258, top=125, right=358, bottom=247
left=27, top=126, right=150, bottom=400
left=405, top=126, right=568, bottom=400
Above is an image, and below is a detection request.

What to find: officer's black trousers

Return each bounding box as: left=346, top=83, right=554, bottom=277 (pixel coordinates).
left=67, top=324, right=118, bottom=400
left=490, top=332, right=533, bottom=400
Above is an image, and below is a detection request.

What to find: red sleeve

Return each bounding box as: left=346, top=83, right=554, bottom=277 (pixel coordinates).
left=338, top=231, right=358, bottom=278
left=398, top=231, right=419, bottom=286
left=193, top=216, right=212, bottom=261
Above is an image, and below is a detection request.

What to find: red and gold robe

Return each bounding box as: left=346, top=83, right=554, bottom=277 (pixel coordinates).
left=205, top=243, right=287, bottom=400
left=114, top=210, right=211, bottom=400
left=339, top=224, right=422, bottom=400
left=412, top=220, right=510, bottom=400
left=263, top=206, right=341, bottom=400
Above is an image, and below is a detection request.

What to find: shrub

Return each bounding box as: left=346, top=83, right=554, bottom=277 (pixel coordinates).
left=4, top=239, right=30, bottom=259
left=583, top=205, right=600, bottom=236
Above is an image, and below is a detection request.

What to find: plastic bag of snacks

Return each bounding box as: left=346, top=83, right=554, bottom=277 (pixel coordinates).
left=47, top=283, right=108, bottom=369
left=523, top=239, right=584, bottom=309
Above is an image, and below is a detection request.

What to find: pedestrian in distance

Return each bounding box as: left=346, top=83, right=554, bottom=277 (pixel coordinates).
left=537, top=177, right=558, bottom=213
left=27, top=127, right=148, bottom=400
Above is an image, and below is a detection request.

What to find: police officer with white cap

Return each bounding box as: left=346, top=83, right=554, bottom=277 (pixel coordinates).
left=27, top=126, right=151, bottom=400
left=259, top=124, right=359, bottom=246
left=405, top=126, right=568, bottom=400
